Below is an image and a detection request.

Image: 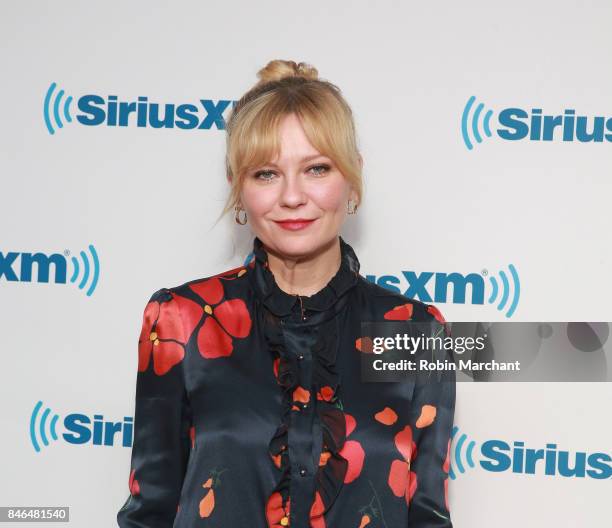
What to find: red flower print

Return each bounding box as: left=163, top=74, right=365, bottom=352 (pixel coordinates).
left=190, top=425, right=195, bottom=449
left=384, top=302, right=414, bottom=321
left=138, top=299, right=186, bottom=375
left=128, top=468, right=140, bottom=496
left=317, top=385, right=335, bottom=402
left=171, top=271, right=253, bottom=359
left=266, top=491, right=291, bottom=527
left=443, top=438, right=451, bottom=511
left=310, top=490, right=326, bottom=528
left=355, top=336, right=374, bottom=353
left=427, top=305, right=446, bottom=325
left=338, top=413, right=365, bottom=484
left=387, top=425, right=418, bottom=506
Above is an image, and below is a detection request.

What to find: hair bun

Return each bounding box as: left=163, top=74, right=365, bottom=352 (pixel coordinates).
left=256, top=59, right=319, bottom=84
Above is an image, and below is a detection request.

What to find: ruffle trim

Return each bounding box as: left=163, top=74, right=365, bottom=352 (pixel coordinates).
left=263, top=309, right=348, bottom=527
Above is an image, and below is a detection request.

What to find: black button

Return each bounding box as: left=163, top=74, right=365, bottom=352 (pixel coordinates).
left=299, top=468, right=307, bottom=477
left=297, top=354, right=304, bottom=361
left=303, top=403, right=309, bottom=409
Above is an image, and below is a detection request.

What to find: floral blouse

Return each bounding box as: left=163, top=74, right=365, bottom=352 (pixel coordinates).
left=117, top=235, right=456, bottom=527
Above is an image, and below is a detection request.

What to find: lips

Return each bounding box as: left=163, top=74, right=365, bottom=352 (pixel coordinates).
left=275, top=219, right=316, bottom=231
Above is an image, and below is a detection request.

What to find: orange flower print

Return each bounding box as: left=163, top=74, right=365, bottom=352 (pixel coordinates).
left=198, top=468, right=228, bottom=519
left=383, top=302, right=414, bottom=321
left=415, top=404, right=437, bottom=428
left=387, top=425, right=418, bottom=506
left=291, top=385, right=311, bottom=411
left=199, top=478, right=215, bottom=518
left=138, top=298, right=186, bottom=375
left=128, top=468, right=140, bottom=496
left=271, top=447, right=285, bottom=469
left=319, top=449, right=332, bottom=467
left=338, top=413, right=365, bottom=484
left=358, top=513, right=371, bottom=527
left=266, top=491, right=291, bottom=527
left=374, top=406, right=398, bottom=425
left=293, top=385, right=310, bottom=403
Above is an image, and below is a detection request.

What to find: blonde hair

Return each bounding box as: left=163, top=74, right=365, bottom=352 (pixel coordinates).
left=217, top=59, right=363, bottom=223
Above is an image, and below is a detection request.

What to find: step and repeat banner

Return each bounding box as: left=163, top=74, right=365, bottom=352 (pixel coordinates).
left=1, top=1, right=611, bottom=526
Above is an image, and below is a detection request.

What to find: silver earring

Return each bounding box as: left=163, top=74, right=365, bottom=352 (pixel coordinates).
left=347, top=199, right=357, bottom=214
left=235, top=205, right=247, bottom=225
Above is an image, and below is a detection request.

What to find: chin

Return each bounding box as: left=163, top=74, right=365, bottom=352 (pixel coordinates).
left=274, top=232, right=338, bottom=258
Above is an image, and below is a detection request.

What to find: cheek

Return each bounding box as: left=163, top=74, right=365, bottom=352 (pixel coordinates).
left=310, top=178, right=349, bottom=211
left=241, top=184, right=277, bottom=215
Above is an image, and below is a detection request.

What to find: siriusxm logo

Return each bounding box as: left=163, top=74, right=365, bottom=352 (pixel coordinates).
left=30, top=401, right=133, bottom=452
left=0, top=244, right=100, bottom=296
left=461, top=95, right=612, bottom=149
left=366, top=264, right=520, bottom=318
left=43, top=82, right=235, bottom=135
left=451, top=426, right=611, bottom=480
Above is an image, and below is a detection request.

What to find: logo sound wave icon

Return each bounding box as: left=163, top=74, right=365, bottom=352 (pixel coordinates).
left=43, top=82, right=73, bottom=135
left=69, top=244, right=100, bottom=296
left=449, top=425, right=477, bottom=480
left=486, top=264, right=520, bottom=318
left=30, top=401, right=61, bottom=453
left=461, top=96, right=495, bottom=150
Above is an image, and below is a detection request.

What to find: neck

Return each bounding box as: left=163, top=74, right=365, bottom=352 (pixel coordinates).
left=264, top=237, right=341, bottom=297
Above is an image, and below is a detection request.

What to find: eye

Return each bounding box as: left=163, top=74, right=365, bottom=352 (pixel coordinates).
left=254, top=169, right=276, bottom=182
left=308, top=164, right=330, bottom=176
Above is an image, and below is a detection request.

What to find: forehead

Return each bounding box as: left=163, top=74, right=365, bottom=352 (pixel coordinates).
left=273, top=114, right=321, bottom=158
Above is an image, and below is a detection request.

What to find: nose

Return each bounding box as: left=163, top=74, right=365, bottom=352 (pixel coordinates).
left=279, top=173, right=307, bottom=208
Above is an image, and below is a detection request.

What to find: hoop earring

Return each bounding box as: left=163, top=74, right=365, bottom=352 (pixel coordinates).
left=235, top=205, right=247, bottom=225
left=347, top=199, right=358, bottom=214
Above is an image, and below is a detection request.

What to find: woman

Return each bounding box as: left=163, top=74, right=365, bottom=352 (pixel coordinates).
left=117, top=60, right=455, bottom=528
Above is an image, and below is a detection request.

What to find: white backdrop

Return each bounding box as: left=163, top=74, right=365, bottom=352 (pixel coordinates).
left=1, top=1, right=611, bottom=526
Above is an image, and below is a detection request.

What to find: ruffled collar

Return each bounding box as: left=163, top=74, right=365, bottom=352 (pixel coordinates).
left=248, top=235, right=361, bottom=317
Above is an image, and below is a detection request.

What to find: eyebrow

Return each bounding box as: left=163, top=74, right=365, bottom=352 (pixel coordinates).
left=264, top=154, right=328, bottom=167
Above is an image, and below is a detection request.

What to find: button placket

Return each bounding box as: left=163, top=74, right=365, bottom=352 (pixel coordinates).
left=284, top=322, right=317, bottom=527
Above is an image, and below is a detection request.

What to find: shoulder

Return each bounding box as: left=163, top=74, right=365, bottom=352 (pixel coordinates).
left=145, top=262, right=252, bottom=320
left=158, top=263, right=251, bottom=301
left=141, top=263, right=253, bottom=342
left=354, top=274, right=448, bottom=327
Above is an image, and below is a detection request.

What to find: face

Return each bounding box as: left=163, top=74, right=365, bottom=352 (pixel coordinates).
left=239, top=113, right=359, bottom=260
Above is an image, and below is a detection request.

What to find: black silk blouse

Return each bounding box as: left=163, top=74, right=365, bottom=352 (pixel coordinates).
left=117, top=236, right=456, bottom=528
